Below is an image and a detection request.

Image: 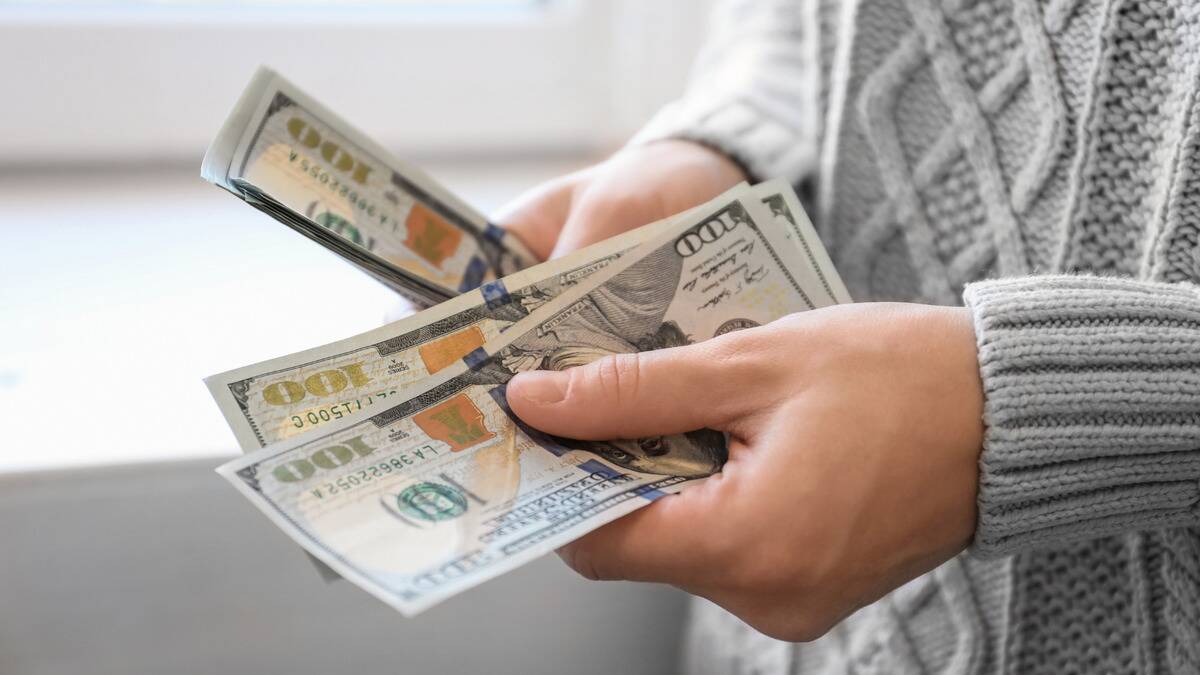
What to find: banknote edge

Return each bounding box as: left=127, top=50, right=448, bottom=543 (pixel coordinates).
left=751, top=179, right=853, bottom=304
left=203, top=184, right=755, bottom=451
left=200, top=65, right=275, bottom=186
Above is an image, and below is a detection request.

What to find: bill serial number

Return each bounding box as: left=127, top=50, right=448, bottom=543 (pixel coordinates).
left=310, top=446, right=442, bottom=500
left=290, top=390, right=399, bottom=429
left=290, top=152, right=393, bottom=230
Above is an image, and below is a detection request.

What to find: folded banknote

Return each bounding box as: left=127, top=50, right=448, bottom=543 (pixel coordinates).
left=202, top=67, right=537, bottom=306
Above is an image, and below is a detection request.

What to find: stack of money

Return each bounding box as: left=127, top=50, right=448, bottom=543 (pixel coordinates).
left=202, top=67, right=536, bottom=307
left=203, top=70, right=850, bottom=616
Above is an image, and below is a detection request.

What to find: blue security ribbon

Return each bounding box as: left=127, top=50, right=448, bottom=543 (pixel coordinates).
left=481, top=279, right=511, bottom=309
left=483, top=222, right=505, bottom=243
left=459, top=256, right=487, bottom=292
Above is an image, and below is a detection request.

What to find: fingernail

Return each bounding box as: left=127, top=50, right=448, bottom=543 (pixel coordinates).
left=513, top=370, right=567, bottom=405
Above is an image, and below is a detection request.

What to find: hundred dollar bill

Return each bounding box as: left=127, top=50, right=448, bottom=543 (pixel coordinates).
left=217, top=194, right=845, bottom=615
left=206, top=185, right=755, bottom=451
left=752, top=179, right=851, bottom=305
left=202, top=67, right=536, bottom=306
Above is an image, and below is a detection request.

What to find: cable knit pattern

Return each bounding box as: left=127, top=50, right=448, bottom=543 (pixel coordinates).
left=629, top=0, right=820, bottom=182
left=633, top=0, right=1200, bottom=673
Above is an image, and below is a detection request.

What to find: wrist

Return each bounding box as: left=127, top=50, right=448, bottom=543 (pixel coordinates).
left=648, top=138, right=750, bottom=184
left=915, top=305, right=985, bottom=550
left=952, top=306, right=986, bottom=461
left=630, top=138, right=750, bottom=186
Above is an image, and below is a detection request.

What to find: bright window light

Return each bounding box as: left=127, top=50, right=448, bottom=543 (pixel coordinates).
left=0, top=0, right=550, bottom=17
left=0, top=0, right=545, bottom=5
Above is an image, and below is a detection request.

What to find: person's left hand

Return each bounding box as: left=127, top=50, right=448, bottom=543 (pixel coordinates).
left=504, top=302, right=985, bottom=642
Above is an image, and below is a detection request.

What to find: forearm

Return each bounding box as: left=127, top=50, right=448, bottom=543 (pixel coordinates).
left=965, top=275, right=1200, bottom=557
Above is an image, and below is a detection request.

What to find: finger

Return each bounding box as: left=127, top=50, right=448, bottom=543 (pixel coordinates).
left=505, top=340, right=769, bottom=440
left=557, top=488, right=717, bottom=585
left=492, top=172, right=581, bottom=261
left=549, top=191, right=664, bottom=258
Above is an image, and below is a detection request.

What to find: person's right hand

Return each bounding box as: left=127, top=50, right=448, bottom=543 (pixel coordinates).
left=494, top=140, right=748, bottom=261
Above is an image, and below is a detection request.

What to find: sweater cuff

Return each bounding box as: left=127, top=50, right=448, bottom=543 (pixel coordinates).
left=964, top=276, right=1200, bottom=558
left=628, top=98, right=814, bottom=184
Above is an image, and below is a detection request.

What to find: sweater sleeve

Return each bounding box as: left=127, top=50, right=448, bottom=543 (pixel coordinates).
left=628, top=0, right=822, bottom=184
left=963, top=275, right=1200, bottom=558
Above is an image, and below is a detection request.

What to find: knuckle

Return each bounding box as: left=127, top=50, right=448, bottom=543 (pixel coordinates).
left=731, top=554, right=841, bottom=642
left=706, top=328, right=771, bottom=373
left=699, top=330, right=785, bottom=410
left=743, top=599, right=838, bottom=644
left=590, top=352, right=642, bottom=406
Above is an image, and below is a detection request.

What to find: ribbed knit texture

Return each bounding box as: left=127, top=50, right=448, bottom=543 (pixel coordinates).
left=636, top=0, right=1200, bottom=673
left=965, top=276, right=1200, bottom=555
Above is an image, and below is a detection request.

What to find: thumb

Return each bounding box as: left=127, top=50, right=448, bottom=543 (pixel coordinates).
left=505, top=342, right=761, bottom=440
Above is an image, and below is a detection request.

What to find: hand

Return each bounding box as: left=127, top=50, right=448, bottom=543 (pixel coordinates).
left=494, top=140, right=747, bottom=260
left=505, top=303, right=985, bottom=641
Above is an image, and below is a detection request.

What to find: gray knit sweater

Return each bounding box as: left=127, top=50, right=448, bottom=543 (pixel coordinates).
left=633, top=0, right=1200, bottom=673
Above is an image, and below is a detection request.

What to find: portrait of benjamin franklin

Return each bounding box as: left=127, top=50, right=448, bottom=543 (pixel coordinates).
left=461, top=244, right=728, bottom=478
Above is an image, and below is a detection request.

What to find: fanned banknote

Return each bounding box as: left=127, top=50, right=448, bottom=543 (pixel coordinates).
left=202, top=67, right=536, bottom=306
left=216, top=193, right=846, bottom=615
left=205, top=185, right=754, bottom=451
left=205, top=183, right=843, bottom=452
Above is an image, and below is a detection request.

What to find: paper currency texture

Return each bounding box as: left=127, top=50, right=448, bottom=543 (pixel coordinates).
left=202, top=67, right=536, bottom=305
left=217, top=194, right=845, bottom=614
left=206, top=186, right=753, bottom=450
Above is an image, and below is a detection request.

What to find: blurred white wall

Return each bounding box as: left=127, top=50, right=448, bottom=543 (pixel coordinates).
left=0, top=0, right=714, bottom=165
